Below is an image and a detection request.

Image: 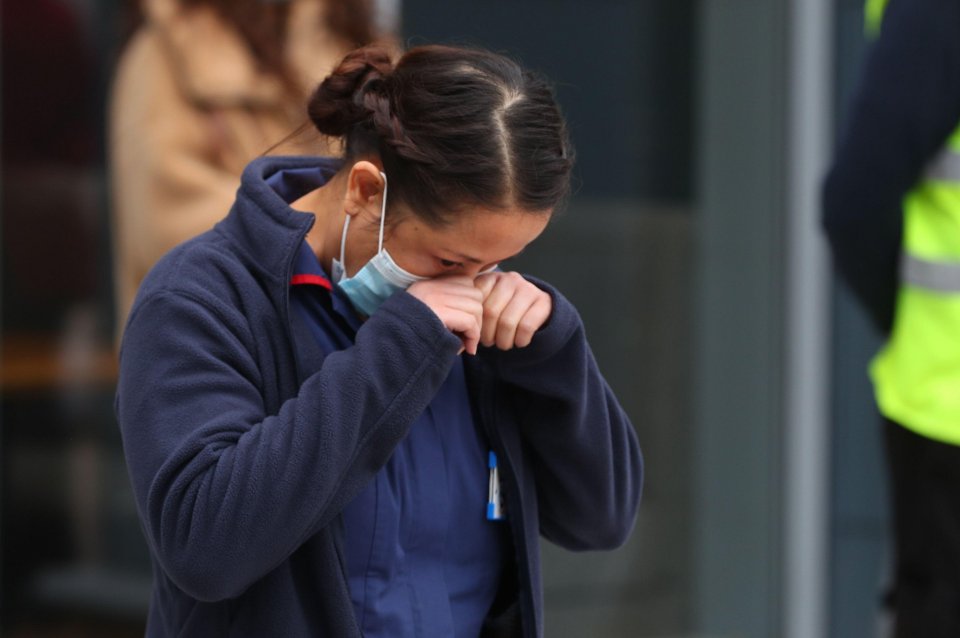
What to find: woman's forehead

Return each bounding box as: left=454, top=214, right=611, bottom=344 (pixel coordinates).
left=397, top=206, right=550, bottom=261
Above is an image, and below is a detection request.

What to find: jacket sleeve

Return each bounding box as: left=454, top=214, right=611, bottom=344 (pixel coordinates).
left=483, top=277, right=643, bottom=551
left=116, top=289, right=461, bottom=602
left=821, top=0, right=960, bottom=333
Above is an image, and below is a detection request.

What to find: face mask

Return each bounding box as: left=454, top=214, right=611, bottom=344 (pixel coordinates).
left=331, top=172, right=427, bottom=316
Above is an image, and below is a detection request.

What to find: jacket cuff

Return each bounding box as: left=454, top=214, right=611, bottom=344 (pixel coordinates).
left=374, top=290, right=464, bottom=354
left=485, top=276, right=581, bottom=366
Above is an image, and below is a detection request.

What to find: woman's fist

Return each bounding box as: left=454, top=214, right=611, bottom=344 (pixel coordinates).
left=473, top=271, right=552, bottom=350
left=406, top=277, right=484, bottom=354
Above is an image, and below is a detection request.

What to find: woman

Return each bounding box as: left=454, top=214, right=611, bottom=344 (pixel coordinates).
left=116, top=44, right=643, bottom=638
left=109, top=0, right=384, bottom=331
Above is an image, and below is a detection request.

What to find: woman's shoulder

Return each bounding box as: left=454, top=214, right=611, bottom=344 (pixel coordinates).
left=134, top=227, right=267, bottom=319
left=120, top=225, right=294, bottom=367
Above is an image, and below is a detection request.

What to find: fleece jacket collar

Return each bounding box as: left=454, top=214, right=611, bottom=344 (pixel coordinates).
left=216, top=155, right=342, bottom=286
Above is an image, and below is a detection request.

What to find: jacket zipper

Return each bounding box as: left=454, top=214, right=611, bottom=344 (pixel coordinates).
left=475, top=361, right=537, bottom=638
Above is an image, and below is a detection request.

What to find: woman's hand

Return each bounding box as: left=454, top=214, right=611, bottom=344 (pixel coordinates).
left=406, top=276, right=484, bottom=354
left=473, top=271, right=552, bottom=350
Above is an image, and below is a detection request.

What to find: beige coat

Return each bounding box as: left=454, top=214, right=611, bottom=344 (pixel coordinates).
left=109, top=0, right=352, bottom=332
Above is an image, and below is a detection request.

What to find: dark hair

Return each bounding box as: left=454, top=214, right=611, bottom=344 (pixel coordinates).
left=307, top=44, right=575, bottom=225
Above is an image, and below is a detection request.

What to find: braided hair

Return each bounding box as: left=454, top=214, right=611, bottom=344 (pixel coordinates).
left=307, top=44, right=574, bottom=226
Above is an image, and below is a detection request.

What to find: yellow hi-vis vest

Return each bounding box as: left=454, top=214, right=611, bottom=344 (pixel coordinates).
left=865, top=0, right=960, bottom=444
left=869, top=124, right=960, bottom=444
left=864, top=0, right=889, bottom=37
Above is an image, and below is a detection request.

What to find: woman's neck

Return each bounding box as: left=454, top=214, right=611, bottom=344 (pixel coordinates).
left=294, top=171, right=349, bottom=275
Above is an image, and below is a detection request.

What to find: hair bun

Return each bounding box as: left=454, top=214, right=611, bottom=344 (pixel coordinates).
left=307, top=45, right=394, bottom=137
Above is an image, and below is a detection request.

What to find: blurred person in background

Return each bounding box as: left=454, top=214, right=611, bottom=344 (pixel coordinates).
left=822, top=0, right=960, bottom=635
left=110, top=0, right=387, bottom=333
left=115, top=43, right=643, bottom=637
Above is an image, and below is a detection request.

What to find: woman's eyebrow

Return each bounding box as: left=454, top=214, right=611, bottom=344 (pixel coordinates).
left=451, top=251, right=484, bottom=265
left=447, top=248, right=526, bottom=264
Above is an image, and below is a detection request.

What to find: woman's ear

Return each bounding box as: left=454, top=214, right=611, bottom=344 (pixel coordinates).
left=343, top=160, right=385, bottom=219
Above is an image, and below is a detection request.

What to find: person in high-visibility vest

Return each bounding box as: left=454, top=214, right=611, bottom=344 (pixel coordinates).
left=823, top=0, right=960, bottom=634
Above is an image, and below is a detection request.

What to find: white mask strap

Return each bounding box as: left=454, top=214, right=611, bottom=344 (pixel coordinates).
left=338, top=215, right=350, bottom=269
left=377, top=171, right=388, bottom=252
left=339, top=170, right=389, bottom=271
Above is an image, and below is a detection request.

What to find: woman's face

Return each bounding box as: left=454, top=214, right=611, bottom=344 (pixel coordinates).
left=346, top=203, right=552, bottom=280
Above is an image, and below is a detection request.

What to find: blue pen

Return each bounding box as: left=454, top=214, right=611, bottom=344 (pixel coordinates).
left=487, top=451, right=505, bottom=521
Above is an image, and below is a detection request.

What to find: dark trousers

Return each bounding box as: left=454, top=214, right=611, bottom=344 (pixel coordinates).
left=884, top=418, right=960, bottom=638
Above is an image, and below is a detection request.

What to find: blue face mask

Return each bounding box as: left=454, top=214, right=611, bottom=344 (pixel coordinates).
left=331, top=172, right=427, bottom=316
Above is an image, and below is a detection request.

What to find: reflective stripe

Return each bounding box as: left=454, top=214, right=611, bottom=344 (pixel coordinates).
left=901, top=252, right=960, bottom=293
left=924, top=148, right=960, bottom=183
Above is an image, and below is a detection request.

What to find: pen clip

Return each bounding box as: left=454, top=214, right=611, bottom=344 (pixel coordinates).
left=487, top=451, right=505, bottom=521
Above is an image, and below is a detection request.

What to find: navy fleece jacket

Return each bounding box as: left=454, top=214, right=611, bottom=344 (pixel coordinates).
left=115, top=155, right=643, bottom=637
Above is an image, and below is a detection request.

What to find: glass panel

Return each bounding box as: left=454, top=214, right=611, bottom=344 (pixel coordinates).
left=401, top=2, right=698, bottom=636
left=827, top=0, right=893, bottom=636
left=0, top=2, right=813, bottom=637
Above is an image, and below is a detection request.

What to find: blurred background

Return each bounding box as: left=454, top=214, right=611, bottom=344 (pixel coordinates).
left=0, top=0, right=890, bottom=636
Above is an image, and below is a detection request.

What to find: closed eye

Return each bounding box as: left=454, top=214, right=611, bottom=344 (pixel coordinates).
left=439, top=259, right=462, bottom=269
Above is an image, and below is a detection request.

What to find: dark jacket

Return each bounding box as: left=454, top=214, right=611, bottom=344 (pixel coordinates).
left=822, top=0, right=960, bottom=333
left=116, top=155, right=643, bottom=637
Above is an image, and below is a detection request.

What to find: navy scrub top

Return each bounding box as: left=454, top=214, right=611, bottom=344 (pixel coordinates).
left=288, top=240, right=507, bottom=637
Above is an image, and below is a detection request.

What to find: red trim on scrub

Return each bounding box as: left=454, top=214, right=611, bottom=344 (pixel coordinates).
left=290, top=274, right=333, bottom=290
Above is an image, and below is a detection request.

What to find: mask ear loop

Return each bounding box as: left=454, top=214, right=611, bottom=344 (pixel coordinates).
left=338, top=214, right=351, bottom=273
left=339, top=171, right=389, bottom=271
left=377, top=171, right=388, bottom=252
